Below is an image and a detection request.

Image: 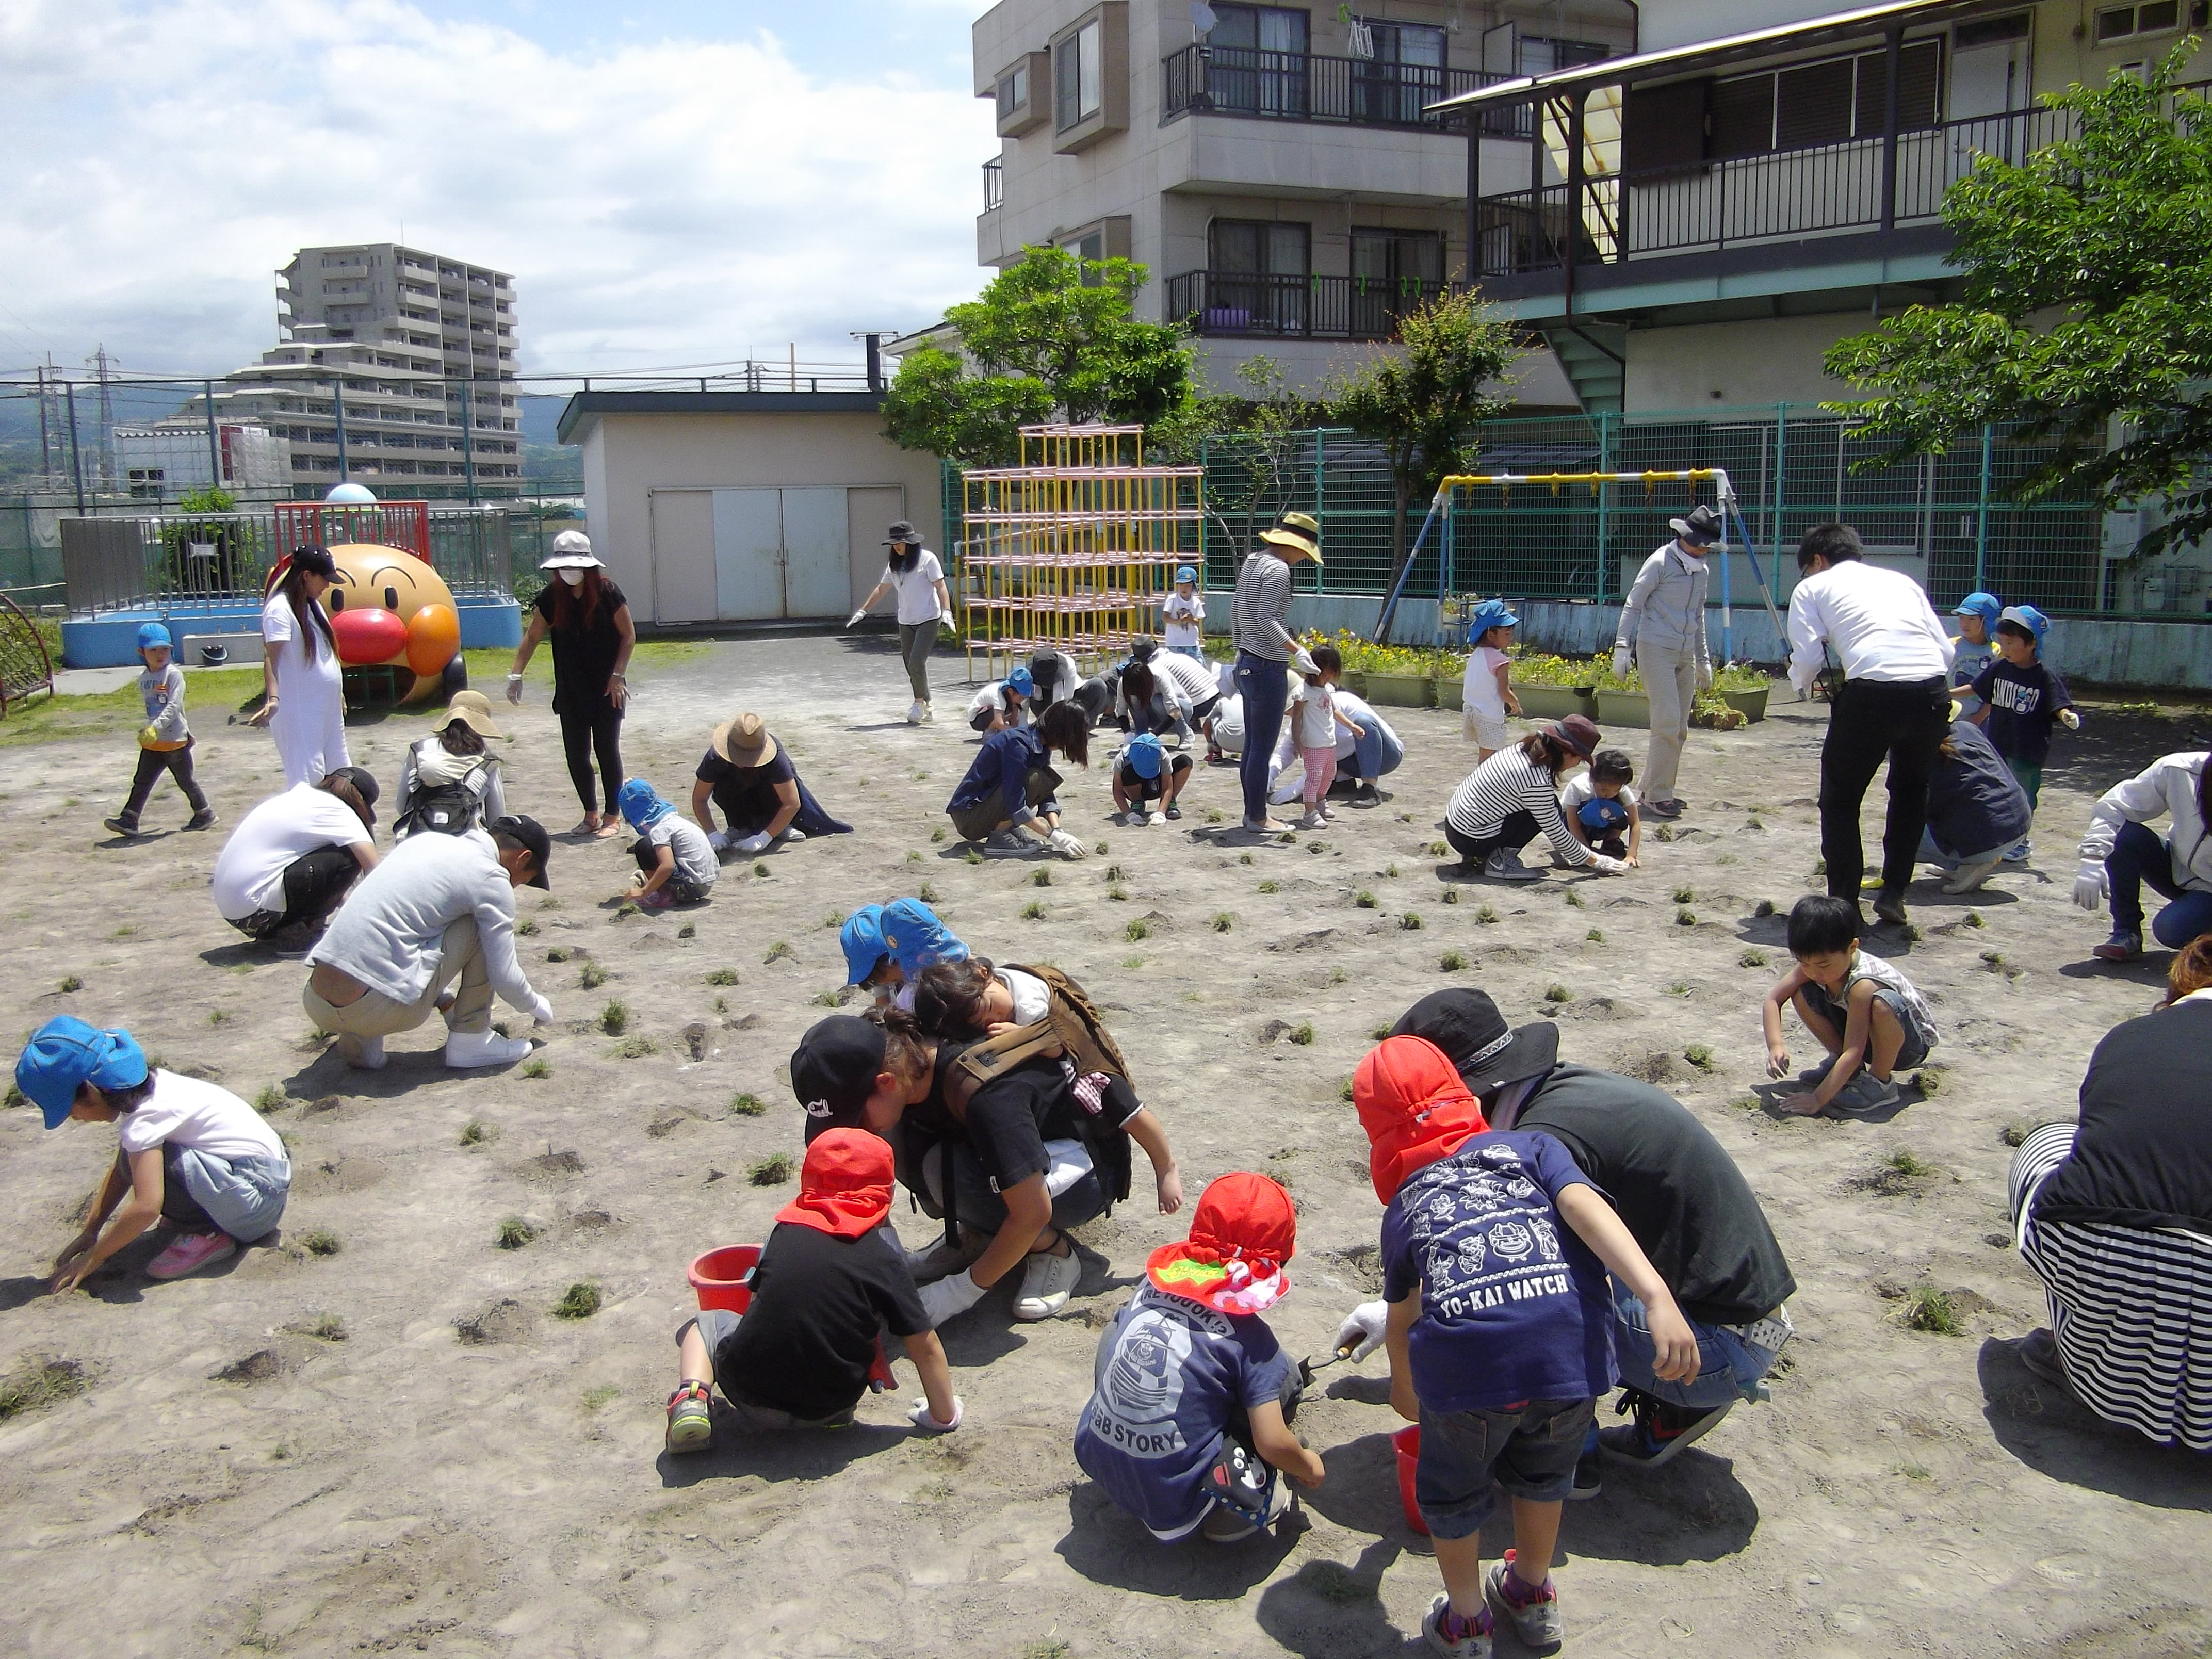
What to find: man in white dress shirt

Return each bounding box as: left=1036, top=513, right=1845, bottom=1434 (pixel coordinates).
left=1787, top=524, right=1955, bottom=928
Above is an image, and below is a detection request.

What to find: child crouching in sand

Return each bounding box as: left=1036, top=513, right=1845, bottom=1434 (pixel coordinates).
left=1763, top=894, right=1938, bottom=1116
left=666, top=1126, right=958, bottom=1450
left=18, top=1016, right=290, bottom=1287
left=617, top=778, right=718, bottom=910
left=1075, top=1172, right=1323, bottom=1541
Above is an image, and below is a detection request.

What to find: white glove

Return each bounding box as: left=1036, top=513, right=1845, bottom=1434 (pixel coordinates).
left=1291, top=648, right=1320, bottom=679
left=1045, top=828, right=1088, bottom=860
left=1336, top=1300, right=1389, bottom=1361
left=918, top=1270, right=987, bottom=1327
left=908, top=1395, right=964, bottom=1433
left=1697, top=664, right=1714, bottom=692
left=529, top=993, right=555, bottom=1026
left=1612, top=645, right=1632, bottom=682
left=2072, top=861, right=2106, bottom=913
left=2058, top=708, right=2081, bottom=730
left=706, top=829, right=730, bottom=853
left=845, top=609, right=867, bottom=629
left=1589, top=854, right=1630, bottom=876
left=734, top=831, right=772, bottom=856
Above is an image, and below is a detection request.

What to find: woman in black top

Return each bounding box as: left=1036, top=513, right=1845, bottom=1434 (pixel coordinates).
left=506, top=531, right=635, bottom=838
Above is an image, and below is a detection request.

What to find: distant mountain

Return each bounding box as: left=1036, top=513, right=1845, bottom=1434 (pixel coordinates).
left=518, top=394, right=572, bottom=448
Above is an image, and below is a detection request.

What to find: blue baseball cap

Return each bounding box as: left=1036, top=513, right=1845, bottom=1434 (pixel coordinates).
left=15, top=1016, right=149, bottom=1129
left=1176, top=565, right=1198, bottom=584
left=840, top=904, right=890, bottom=986
left=880, top=897, right=967, bottom=979
left=1998, top=604, right=2050, bottom=645
left=1466, top=599, right=1519, bottom=642
left=1953, top=592, right=2002, bottom=627
left=615, top=777, right=673, bottom=831
left=1125, top=734, right=1164, bottom=779
left=1005, top=667, right=1035, bottom=696
left=136, top=623, right=173, bottom=652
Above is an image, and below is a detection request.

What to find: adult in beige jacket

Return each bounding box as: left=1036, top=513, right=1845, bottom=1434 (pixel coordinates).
left=1612, top=504, right=1719, bottom=819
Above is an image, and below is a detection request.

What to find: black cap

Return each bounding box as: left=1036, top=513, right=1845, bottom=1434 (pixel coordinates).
left=1392, top=988, right=1559, bottom=1098
left=328, top=765, right=380, bottom=824
left=289, top=544, right=338, bottom=578
left=792, top=1016, right=888, bottom=1143
left=883, top=521, right=922, bottom=546
left=489, top=814, right=553, bottom=890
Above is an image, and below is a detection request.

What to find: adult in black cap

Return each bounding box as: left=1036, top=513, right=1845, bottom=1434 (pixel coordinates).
left=846, top=522, right=953, bottom=725
left=212, top=767, right=384, bottom=948
left=1338, top=988, right=1797, bottom=1490
left=1612, top=502, right=1722, bottom=820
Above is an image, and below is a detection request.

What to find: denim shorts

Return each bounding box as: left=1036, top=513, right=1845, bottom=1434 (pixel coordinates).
left=1414, top=1397, right=1595, bottom=1540
left=1870, top=988, right=1930, bottom=1070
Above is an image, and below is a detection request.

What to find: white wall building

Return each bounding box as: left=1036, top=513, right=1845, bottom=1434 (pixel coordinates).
left=113, top=421, right=290, bottom=498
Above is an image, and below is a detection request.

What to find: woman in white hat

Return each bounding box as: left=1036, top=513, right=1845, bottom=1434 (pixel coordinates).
left=845, top=521, right=952, bottom=725
left=507, top=530, right=636, bottom=838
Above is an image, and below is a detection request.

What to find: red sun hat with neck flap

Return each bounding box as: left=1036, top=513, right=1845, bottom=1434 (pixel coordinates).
left=776, top=1127, right=896, bottom=1239
left=1354, top=1035, right=1492, bottom=1203
left=1145, top=1172, right=1297, bottom=1315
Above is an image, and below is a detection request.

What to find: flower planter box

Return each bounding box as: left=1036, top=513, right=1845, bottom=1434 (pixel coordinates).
left=1343, top=671, right=1368, bottom=697
left=1362, top=672, right=1435, bottom=709
left=1515, top=685, right=1596, bottom=721
left=1437, top=678, right=1462, bottom=712
left=1720, top=687, right=1769, bottom=723
left=1595, top=690, right=1651, bottom=730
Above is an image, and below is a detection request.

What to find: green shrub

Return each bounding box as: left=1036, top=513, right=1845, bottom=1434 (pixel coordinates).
left=749, top=1153, right=793, bottom=1186
left=552, top=1283, right=602, bottom=1320
left=1288, top=1021, right=1315, bottom=1046
left=599, top=1000, right=630, bottom=1035
left=730, top=1092, right=766, bottom=1117
left=496, top=1217, right=536, bottom=1250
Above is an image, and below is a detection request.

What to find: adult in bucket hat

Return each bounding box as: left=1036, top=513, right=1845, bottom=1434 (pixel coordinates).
left=1075, top=1171, right=1324, bottom=1543
left=1614, top=502, right=1725, bottom=821
left=392, top=689, right=508, bottom=839
left=847, top=520, right=954, bottom=725
left=691, top=710, right=852, bottom=857
left=509, top=526, right=637, bottom=838
left=1231, top=511, right=1325, bottom=832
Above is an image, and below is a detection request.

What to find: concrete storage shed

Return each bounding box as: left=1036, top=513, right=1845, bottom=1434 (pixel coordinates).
left=557, top=391, right=945, bottom=626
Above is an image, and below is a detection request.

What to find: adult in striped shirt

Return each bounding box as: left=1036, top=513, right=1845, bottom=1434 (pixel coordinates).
left=1444, top=715, right=1630, bottom=882
left=1230, top=513, right=1323, bottom=830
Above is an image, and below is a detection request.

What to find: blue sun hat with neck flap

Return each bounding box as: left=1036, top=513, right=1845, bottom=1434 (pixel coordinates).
left=840, top=904, right=890, bottom=986
left=616, top=778, right=674, bottom=832
left=16, top=1016, right=150, bottom=1130
left=880, top=897, right=968, bottom=979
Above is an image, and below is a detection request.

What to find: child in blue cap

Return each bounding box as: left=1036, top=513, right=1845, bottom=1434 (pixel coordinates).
left=1948, top=592, right=2002, bottom=719
left=1461, top=600, right=1522, bottom=760
left=105, top=622, right=215, bottom=839
left=1113, top=731, right=1192, bottom=825
left=617, top=777, right=719, bottom=910
left=862, top=897, right=969, bottom=1012
left=1971, top=604, right=2080, bottom=862
left=967, top=666, right=1034, bottom=734
left=17, top=1016, right=290, bottom=1287
left=1163, top=565, right=1205, bottom=659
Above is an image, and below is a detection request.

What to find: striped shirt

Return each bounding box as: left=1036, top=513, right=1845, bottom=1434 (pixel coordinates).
left=2012, top=1120, right=2212, bottom=1452
left=1446, top=746, right=1589, bottom=867
left=1231, top=550, right=1295, bottom=661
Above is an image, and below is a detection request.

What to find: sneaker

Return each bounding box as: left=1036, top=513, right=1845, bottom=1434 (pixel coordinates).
left=335, top=1033, right=386, bottom=1070
left=1599, top=1388, right=1736, bottom=1468
left=1298, top=808, right=1327, bottom=830
left=1164, top=803, right=1182, bottom=821
left=1122, top=808, right=1148, bottom=827
left=2017, top=1328, right=2074, bottom=1393
left=103, top=815, right=143, bottom=838
left=1422, top=1593, right=1494, bottom=1658
left=443, top=1030, right=534, bottom=1069
left=906, top=700, right=925, bottom=725
left=185, top=809, right=218, bottom=832
left=919, top=702, right=935, bottom=725
left=1795, top=1056, right=1837, bottom=1090
left=146, top=1230, right=236, bottom=1280
left=1352, top=782, right=1380, bottom=807
left=779, top=828, right=806, bottom=844
left=2002, top=840, right=2031, bottom=864
left=981, top=829, right=1040, bottom=858
left=1941, top=853, right=2005, bottom=894
left=1146, top=811, right=1168, bottom=827
left=1200, top=1471, right=1294, bottom=1542
left=666, top=1381, right=714, bottom=1453
left=1011, top=1244, right=1081, bottom=1321
left=636, top=888, right=673, bottom=910
left=2092, top=930, right=2143, bottom=962
left=1644, top=798, right=1684, bottom=820
left=1871, top=886, right=1910, bottom=928
left=1569, top=1447, right=1602, bottom=1500
left=1483, top=848, right=1542, bottom=883
left=1486, top=1555, right=1564, bottom=1650
left=1827, top=1070, right=1901, bottom=1116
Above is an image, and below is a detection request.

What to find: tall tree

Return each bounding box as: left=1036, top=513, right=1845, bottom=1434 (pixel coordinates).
left=1826, top=43, right=2212, bottom=557
left=1327, top=289, right=1518, bottom=638
left=882, top=247, right=1195, bottom=467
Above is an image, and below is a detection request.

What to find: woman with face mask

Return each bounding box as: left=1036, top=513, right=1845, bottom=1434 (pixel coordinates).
left=507, top=530, right=637, bottom=838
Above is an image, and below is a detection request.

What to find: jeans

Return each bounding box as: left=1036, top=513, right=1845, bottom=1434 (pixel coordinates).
left=122, top=739, right=210, bottom=822
left=2106, top=818, right=2212, bottom=945
left=1610, top=1280, right=1780, bottom=1410
left=1234, top=653, right=1291, bottom=823
left=1819, top=675, right=1949, bottom=898
left=1415, top=1398, right=1593, bottom=1540
left=897, top=622, right=935, bottom=701
left=161, top=1141, right=290, bottom=1242
left=1347, top=719, right=1403, bottom=784
left=949, top=1147, right=1110, bottom=1237
left=558, top=704, right=624, bottom=816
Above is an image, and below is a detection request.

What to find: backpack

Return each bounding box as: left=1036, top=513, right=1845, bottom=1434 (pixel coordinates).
left=397, top=739, right=496, bottom=837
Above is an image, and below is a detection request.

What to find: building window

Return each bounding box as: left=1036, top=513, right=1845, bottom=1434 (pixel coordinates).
left=2096, top=2, right=2201, bottom=40
left=1206, top=5, right=1309, bottom=116
left=1710, top=39, right=1942, bottom=159
left=1056, top=18, right=1102, bottom=129
left=997, top=62, right=1028, bottom=120
left=1210, top=219, right=1310, bottom=277
left=1519, top=35, right=1609, bottom=76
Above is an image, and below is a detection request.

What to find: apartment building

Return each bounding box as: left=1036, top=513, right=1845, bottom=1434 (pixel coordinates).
left=113, top=421, right=289, bottom=497
left=193, top=243, right=523, bottom=493
left=973, top=0, right=1636, bottom=400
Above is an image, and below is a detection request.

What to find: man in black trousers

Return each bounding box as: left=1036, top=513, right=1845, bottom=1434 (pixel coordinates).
left=1785, top=524, right=1956, bottom=928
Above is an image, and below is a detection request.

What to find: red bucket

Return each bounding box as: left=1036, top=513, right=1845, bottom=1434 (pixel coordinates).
left=1393, top=1425, right=1429, bottom=1536
left=688, top=1245, right=761, bottom=1314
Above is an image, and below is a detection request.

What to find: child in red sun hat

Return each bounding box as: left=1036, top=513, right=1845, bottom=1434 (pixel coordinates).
left=1073, top=1173, right=1324, bottom=1543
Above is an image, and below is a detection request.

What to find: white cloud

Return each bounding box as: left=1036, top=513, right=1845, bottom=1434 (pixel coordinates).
left=0, top=0, right=999, bottom=377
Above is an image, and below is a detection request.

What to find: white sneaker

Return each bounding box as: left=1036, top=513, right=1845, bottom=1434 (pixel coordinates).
left=444, top=1030, right=533, bottom=1069
left=1298, top=808, right=1327, bottom=830
left=1147, top=811, right=1168, bottom=827
left=1012, top=1245, right=1082, bottom=1321
left=919, top=702, right=935, bottom=725
left=336, top=1033, right=386, bottom=1070
left=779, top=827, right=807, bottom=844
left=906, top=700, right=925, bottom=725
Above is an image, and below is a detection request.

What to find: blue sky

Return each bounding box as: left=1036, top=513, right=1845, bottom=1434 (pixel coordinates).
left=0, top=0, right=998, bottom=381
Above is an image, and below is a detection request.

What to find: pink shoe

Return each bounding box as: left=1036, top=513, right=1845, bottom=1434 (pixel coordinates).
left=147, top=1231, right=236, bottom=1280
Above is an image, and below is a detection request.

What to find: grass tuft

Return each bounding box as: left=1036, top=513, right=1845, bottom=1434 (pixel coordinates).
left=1673, top=885, right=1695, bottom=904
left=57, top=974, right=82, bottom=993
left=1353, top=890, right=1377, bottom=908
left=1257, top=879, right=1279, bottom=894
left=1740, top=948, right=1769, bottom=968
left=496, top=1217, right=537, bottom=1250
left=521, top=1057, right=551, bottom=1080
left=578, top=960, right=608, bottom=990
left=1903, top=1287, right=1962, bottom=1336
left=749, top=1153, right=794, bottom=1186
left=1543, top=983, right=1573, bottom=1003
left=930, top=827, right=945, bottom=843
left=300, top=1229, right=341, bottom=1257
left=705, top=968, right=739, bottom=986
left=1676, top=907, right=1698, bottom=926
left=609, top=1035, right=657, bottom=1059
left=1964, top=910, right=1984, bottom=928
left=1125, top=918, right=1153, bottom=941
left=1684, top=1044, right=1714, bottom=1070
left=1439, top=950, right=1468, bottom=971
left=255, top=1084, right=288, bottom=1112
left=599, top=1000, right=630, bottom=1035
left=1398, top=912, right=1423, bottom=931
left=1888, top=1147, right=1935, bottom=1178
left=552, top=1283, right=603, bottom=1321
left=0, top=1358, right=90, bottom=1421
left=1288, top=1021, right=1315, bottom=1046
left=582, top=1383, right=621, bottom=1411
left=1022, top=900, right=1046, bottom=920
left=963, top=848, right=984, bottom=866
left=1754, top=898, right=1777, bottom=918
left=1032, top=868, right=1052, bottom=887
left=1563, top=887, right=1584, bottom=909
left=1475, top=903, right=1499, bottom=924
left=1239, top=852, right=1255, bottom=866
left=764, top=941, right=794, bottom=964
left=1213, top=913, right=1234, bottom=933
left=677, top=922, right=696, bottom=940
left=459, top=1118, right=493, bottom=1146
left=917, top=882, right=939, bottom=904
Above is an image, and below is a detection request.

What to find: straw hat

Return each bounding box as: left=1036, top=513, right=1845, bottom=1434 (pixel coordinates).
left=1259, top=510, right=1323, bottom=564
left=441, top=689, right=505, bottom=740
left=710, top=710, right=777, bottom=767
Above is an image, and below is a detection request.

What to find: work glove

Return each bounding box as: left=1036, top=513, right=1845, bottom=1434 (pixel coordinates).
left=1611, top=645, right=1632, bottom=683
left=844, top=609, right=867, bottom=629
left=1045, top=828, right=1089, bottom=860
left=529, top=993, right=555, bottom=1026
left=706, top=829, right=730, bottom=853
left=2058, top=708, right=2082, bottom=731
left=908, top=1396, right=964, bottom=1434
left=505, top=674, right=524, bottom=706
left=1697, top=663, right=1714, bottom=692
left=733, top=831, right=773, bottom=857
left=2072, top=861, right=2107, bottom=914
left=1292, top=647, right=1320, bottom=679
left=918, top=1270, right=987, bottom=1328
left=1590, top=854, right=1630, bottom=876
left=1336, top=1300, right=1389, bottom=1361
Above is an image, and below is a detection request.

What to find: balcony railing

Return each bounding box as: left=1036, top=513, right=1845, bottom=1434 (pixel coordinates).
left=1162, top=44, right=1498, bottom=131
left=1165, top=270, right=1454, bottom=339
left=983, top=157, right=1003, bottom=213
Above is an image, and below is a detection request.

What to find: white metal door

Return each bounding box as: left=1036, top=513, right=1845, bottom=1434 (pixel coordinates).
left=1950, top=38, right=2029, bottom=119
left=779, top=487, right=853, bottom=619
left=712, top=489, right=784, bottom=621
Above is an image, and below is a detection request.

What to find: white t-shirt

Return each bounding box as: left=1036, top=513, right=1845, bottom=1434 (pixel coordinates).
left=1290, top=678, right=1339, bottom=750
left=647, top=815, right=719, bottom=888
left=968, top=681, right=1028, bottom=724
left=1208, top=693, right=1246, bottom=754
left=212, top=783, right=372, bottom=920
left=1559, top=774, right=1640, bottom=816
left=888, top=551, right=946, bottom=626
left=1150, top=649, right=1218, bottom=710
left=116, top=1070, right=285, bottom=1163
left=1001, top=967, right=1051, bottom=1026
left=1462, top=647, right=1511, bottom=721
left=1162, top=589, right=1202, bottom=648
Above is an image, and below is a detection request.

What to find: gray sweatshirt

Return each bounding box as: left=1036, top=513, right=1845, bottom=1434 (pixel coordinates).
left=1615, top=541, right=1713, bottom=673
left=138, top=663, right=189, bottom=745
left=307, top=827, right=536, bottom=1009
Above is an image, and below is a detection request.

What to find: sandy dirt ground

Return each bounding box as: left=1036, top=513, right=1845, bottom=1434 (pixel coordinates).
left=2, top=632, right=2209, bottom=1658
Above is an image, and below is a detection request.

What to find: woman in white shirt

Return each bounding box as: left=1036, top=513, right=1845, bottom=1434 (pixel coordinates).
left=249, top=546, right=349, bottom=785
left=847, top=521, right=953, bottom=725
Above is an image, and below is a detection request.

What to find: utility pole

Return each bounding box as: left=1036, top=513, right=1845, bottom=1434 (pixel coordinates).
left=64, top=380, right=86, bottom=515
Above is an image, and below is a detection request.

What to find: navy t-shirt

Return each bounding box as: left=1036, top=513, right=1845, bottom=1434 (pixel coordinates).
left=1074, top=1283, right=1293, bottom=1538
left=1971, top=658, right=2073, bottom=767
left=1380, top=1131, right=1616, bottom=1413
